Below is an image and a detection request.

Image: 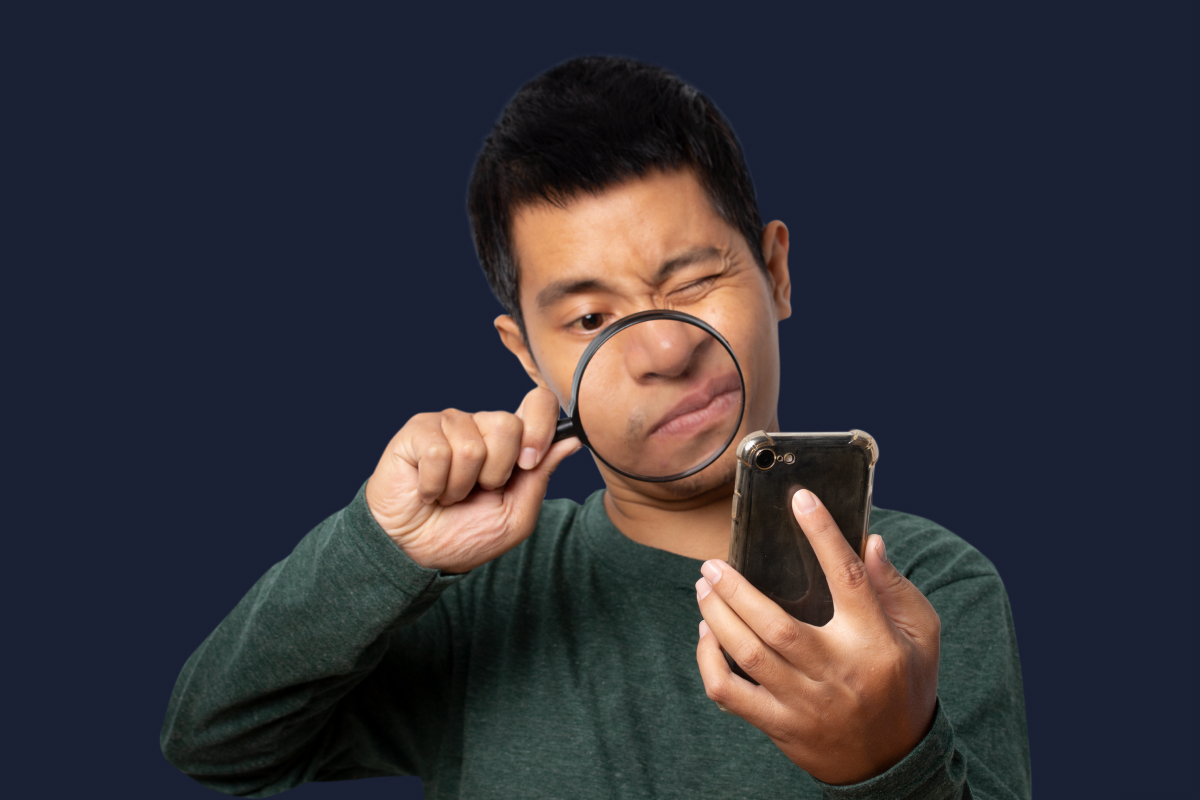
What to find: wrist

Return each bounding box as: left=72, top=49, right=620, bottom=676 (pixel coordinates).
left=813, top=699, right=957, bottom=800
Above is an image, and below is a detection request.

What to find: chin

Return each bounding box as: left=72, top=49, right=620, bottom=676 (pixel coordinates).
left=648, top=453, right=737, bottom=501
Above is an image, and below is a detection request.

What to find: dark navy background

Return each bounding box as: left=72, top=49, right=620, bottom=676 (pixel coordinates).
left=7, top=4, right=1196, bottom=798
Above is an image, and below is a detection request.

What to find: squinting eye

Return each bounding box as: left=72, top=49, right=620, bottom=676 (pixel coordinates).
left=677, top=275, right=721, bottom=295
left=579, top=313, right=605, bottom=331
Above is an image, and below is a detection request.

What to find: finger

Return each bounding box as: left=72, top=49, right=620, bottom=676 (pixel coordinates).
left=401, top=414, right=453, bottom=504
left=696, top=618, right=777, bottom=721
left=864, top=534, right=941, bottom=645
left=696, top=574, right=797, bottom=688
left=697, top=560, right=821, bottom=671
left=791, top=489, right=884, bottom=623
left=473, top=411, right=523, bottom=490
left=504, top=436, right=582, bottom=532
left=437, top=409, right=488, bottom=505
left=514, top=387, right=561, bottom=470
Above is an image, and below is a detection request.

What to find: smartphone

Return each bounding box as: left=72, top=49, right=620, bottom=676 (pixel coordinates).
left=724, top=431, right=878, bottom=681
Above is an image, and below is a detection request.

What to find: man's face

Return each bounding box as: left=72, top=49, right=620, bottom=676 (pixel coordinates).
left=498, top=168, right=791, bottom=499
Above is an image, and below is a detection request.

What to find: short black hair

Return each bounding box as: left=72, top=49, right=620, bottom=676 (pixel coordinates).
left=467, top=56, right=766, bottom=335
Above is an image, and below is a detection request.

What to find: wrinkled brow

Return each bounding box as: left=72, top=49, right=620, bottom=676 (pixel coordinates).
left=534, top=246, right=726, bottom=310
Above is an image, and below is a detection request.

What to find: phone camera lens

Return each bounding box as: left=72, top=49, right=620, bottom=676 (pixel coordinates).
left=754, top=448, right=776, bottom=470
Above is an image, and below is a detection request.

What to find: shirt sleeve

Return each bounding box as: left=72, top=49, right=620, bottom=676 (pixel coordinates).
left=815, top=573, right=1032, bottom=800
left=160, top=482, right=466, bottom=797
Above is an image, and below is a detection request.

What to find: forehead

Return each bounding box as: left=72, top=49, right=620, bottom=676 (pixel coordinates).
left=509, top=170, right=735, bottom=308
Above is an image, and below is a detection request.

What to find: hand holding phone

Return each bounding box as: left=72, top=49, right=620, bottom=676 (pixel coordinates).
left=693, top=446, right=942, bottom=785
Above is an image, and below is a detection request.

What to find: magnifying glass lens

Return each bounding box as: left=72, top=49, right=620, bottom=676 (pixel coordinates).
left=575, top=317, right=744, bottom=481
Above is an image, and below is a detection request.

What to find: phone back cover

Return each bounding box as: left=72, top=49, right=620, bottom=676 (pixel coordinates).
left=728, top=431, right=877, bottom=627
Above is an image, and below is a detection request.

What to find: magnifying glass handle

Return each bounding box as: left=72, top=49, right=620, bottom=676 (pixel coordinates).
left=551, top=417, right=577, bottom=443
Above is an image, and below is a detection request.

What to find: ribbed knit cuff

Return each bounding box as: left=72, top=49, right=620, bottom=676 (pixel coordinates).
left=817, top=700, right=966, bottom=800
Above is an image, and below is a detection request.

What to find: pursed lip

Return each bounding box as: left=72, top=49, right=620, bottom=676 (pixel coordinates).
left=647, top=371, right=743, bottom=437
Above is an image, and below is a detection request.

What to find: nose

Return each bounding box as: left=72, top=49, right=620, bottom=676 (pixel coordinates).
left=622, top=319, right=709, bottom=381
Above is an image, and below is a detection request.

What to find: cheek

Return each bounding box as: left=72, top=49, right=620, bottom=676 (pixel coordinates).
left=544, top=369, right=574, bottom=412
left=699, top=306, right=760, bottom=374
left=528, top=339, right=582, bottom=411
left=751, top=328, right=782, bottom=423
left=700, top=304, right=780, bottom=426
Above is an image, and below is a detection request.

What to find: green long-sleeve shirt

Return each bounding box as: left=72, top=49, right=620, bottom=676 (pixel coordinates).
left=161, top=485, right=1031, bottom=798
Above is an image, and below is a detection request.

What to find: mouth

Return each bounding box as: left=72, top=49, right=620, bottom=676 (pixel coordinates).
left=648, top=371, right=743, bottom=438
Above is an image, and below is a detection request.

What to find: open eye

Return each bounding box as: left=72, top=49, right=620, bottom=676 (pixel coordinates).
left=574, top=313, right=607, bottom=332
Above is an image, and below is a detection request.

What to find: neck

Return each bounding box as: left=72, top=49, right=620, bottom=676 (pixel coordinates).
left=602, top=484, right=734, bottom=562
left=595, top=415, right=779, bottom=562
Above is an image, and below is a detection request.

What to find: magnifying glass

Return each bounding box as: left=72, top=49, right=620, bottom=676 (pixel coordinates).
left=550, top=310, right=746, bottom=482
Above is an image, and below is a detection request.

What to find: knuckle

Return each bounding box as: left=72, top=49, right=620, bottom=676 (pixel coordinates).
left=495, top=413, right=523, bottom=438
left=478, top=468, right=513, bottom=491
left=423, top=442, right=451, bottom=462
left=471, top=410, right=498, bottom=428
left=832, top=557, right=869, bottom=590
left=762, top=616, right=801, bottom=652
left=402, top=416, right=437, bottom=443
left=458, top=439, right=486, bottom=463
left=736, top=641, right=769, bottom=674
left=705, top=678, right=729, bottom=705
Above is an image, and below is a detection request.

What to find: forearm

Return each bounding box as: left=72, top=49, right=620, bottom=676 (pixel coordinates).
left=160, top=483, right=462, bottom=796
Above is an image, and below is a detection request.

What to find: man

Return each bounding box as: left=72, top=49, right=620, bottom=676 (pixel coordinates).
left=162, top=56, right=1030, bottom=798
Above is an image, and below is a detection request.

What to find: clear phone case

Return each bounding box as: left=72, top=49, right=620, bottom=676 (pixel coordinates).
left=727, top=431, right=878, bottom=634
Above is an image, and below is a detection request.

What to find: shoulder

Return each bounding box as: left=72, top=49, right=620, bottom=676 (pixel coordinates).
left=515, top=495, right=590, bottom=562
left=869, top=506, right=1000, bottom=596
left=531, top=496, right=586, bottom=537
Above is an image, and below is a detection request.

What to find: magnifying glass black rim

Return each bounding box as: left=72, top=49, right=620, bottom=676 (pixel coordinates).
left=556, top=309, right=746, bottom=483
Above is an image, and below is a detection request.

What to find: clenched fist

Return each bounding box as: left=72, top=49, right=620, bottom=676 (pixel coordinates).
left=365, top=387, right=581, bottom=574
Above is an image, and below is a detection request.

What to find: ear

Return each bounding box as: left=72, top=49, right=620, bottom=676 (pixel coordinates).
left=495, top=315, right=550, bottom=389
left=760, top=221, right=792, bottom=321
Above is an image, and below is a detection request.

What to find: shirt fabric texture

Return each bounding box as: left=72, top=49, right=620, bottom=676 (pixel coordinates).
left=161, top=484, right=1032, bottom=799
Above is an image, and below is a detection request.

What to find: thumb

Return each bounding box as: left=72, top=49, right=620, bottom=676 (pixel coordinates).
left=504, top=436, right=583, bottom=523
left=864, top=534, right=940, bottom=643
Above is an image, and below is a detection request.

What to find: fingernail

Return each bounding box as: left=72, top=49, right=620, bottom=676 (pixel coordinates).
left=793, top=489, right=818, bottom=514
left=701, top=560, right=723, bottom=585
left=518, top=447, right=539, bottom=470
left=876, top=536, right=888, bottom=564
left=696, top=577, right=712, bottom=601
left=698, top=620, right=710, bottom=640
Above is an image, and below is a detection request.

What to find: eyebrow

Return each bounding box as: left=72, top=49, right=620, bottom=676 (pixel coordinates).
left=534, top=246, right=726, bottom=310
